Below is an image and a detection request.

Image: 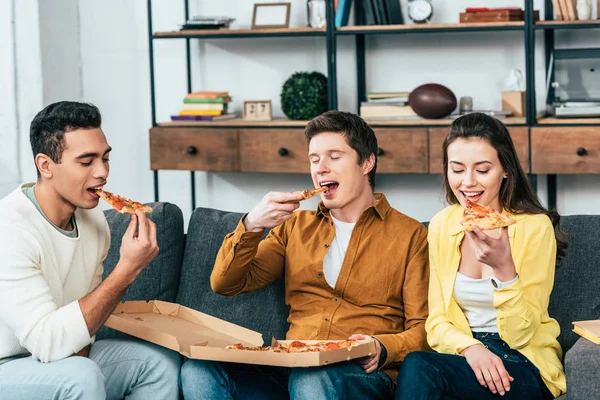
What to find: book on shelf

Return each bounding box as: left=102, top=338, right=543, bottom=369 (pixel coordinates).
left=181, top=103, right=228, bottom=111
left=179, top=109, right=223, bottom=116
left=573, top=320, right=600, bottom=345
left=361, top=100, right=407, bottom=106
left=186, top=91, right=229, bottom=99
left=183, top=96, right=232, bottom=104
left=170, top=113, right=237, bottom=122
left=367, top=91, right=410, bottom=100
left=175, top=90, right=232, bottom=119
left=360, top=104, right=417, bottom=118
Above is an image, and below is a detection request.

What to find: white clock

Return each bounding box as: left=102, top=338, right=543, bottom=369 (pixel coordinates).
left=408, top=0, right=433, bottom=24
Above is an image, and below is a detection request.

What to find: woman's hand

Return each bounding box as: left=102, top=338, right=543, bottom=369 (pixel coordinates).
left=466, top=226, right=517, bottom=282
left=461, top=344, right=514, bottom=396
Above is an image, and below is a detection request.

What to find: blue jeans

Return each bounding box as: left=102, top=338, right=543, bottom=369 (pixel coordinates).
left=0, top=338, right=182, bottom=399
left=180, top=358, right=395, bottom=400
left=395, top=332, right=554, bottom=400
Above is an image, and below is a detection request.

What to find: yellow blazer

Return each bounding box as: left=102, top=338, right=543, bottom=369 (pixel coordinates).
left=426, top=204, right=566, bottom=397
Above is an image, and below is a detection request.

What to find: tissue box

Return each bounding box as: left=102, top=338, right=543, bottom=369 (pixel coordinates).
left=502, top=91, right=526, bottom=117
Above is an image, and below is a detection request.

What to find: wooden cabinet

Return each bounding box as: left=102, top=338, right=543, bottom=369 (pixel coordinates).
left=150, top=125, right=536, bottom=175
left=532, top=127, right=600, bottom=174
left=374, top=128, right=428, bottom=173
left=428, top=126, right=530, bottom=174
left=239, top=129, right=308, bottom=173
left=150, top=127, right=239, bottom=171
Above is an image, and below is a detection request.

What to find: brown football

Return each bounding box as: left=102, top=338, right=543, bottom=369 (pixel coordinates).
left=409, top=83, right=457, bottom=119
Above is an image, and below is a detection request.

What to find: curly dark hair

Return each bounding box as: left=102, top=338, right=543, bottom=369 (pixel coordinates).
left=30, top=101, right=102, bottom=176
left=305, top=111, right=378, bottom=190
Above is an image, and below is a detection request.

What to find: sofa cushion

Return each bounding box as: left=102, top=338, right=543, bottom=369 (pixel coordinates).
left=177, top=208, right=289, bottom=344
left=97, top=202, right=185, bottom=340
left=549, top=215, right=600, bottom=353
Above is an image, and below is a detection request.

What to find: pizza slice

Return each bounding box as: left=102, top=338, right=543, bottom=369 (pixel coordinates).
left=95, top=189, right=152, bottom=214
left=461, top=200, right=516, bottom=231
left=285, top=186, right=328, bottom=204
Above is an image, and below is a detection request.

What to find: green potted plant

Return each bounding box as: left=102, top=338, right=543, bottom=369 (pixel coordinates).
left=280, top=72, right=328, bottom=120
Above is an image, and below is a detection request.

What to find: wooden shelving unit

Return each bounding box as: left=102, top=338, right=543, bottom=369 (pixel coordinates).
left=147, top=0, right=600, bottom=210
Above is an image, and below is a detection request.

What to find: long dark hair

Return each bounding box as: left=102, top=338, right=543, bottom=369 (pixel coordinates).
left=442, top=113, right=567, bottom=261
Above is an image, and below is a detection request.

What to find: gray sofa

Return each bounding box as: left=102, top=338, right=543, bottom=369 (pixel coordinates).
left=98, top=203, right=600, bottom=400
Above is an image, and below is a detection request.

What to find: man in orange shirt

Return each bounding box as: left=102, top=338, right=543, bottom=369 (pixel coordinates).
left=180, top=111, right=430, bottom=400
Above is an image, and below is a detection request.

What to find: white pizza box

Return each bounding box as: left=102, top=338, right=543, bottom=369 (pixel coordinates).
left=104, top=300, right=376, bottom=367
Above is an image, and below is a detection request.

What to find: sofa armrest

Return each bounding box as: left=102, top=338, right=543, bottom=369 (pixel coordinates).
left=565, top=337, right=600, bottom=400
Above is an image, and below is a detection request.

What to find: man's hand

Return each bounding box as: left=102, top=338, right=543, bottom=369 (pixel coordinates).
left=244, top=192, right=303, bottom=232
left=73, top=344, right=90, bottom=358
left=465, top=226, right=517, bottom=282
left=461, top=344, right=514, bottom=396
left=116, top=210, right=159, bottom=279
left=349, top=334, right=381, bottom=374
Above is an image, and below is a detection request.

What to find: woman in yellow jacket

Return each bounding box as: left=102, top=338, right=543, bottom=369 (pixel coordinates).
left=396, top=113, right=566, bottom=399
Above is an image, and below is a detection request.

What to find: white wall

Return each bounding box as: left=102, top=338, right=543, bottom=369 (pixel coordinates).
left=0, top=0, right=43, bottom=196
left=38, top=0, right=82, bottom=104
left=4, top=0, right=600, bottom=227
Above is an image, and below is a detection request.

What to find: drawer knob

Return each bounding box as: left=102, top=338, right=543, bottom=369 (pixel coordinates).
left=577, top=147, right=587, bottom=157
left=278, top=147, right=289, bottom=157
left=377, top=148, right=385, bottom=156
left=187, top=146, right=198, bottom=155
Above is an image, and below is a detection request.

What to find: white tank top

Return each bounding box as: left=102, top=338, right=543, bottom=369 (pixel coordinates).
left=453, top=272, right=498, bottom=332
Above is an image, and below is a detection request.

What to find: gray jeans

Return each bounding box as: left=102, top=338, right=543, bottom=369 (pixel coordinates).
left=0, top=338, right=181, bottom=400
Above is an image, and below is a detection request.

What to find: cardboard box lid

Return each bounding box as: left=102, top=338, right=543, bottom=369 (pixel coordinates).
left=105, top=300, right=264, bottom=357
left=105, top=300, right=376, bottom=367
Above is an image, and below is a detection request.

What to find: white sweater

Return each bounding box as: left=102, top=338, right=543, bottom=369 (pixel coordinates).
left=0, top=184, right=110, bottom=362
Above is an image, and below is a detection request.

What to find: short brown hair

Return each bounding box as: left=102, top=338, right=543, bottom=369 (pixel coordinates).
left=304, top=111, right=378, bottom=190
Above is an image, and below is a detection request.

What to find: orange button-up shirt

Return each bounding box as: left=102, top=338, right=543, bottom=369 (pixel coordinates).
left=211, top=193, right=430, bottom=381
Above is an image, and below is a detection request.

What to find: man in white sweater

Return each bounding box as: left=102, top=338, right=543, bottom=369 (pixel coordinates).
left=0, top=102, right=181, bottom=399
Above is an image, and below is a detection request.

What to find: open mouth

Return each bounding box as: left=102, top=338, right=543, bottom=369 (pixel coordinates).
left=87, top=185, right=104, bottom=199
left=320, top=181, right=339, bottom=198
left=461, top=190, right=483, bottom=204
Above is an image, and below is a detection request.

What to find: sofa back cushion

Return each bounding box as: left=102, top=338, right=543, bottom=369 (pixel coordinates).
left=177, top=208, right=289, bottom=344
left=98, top=202, right=185, bottom=340
left=549, top=215, right=600, bottom=353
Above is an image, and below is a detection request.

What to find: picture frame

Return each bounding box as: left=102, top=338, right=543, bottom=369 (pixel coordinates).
left=251, top=3, right=291, bottom=29
left=243, top=100, right=273, bottom=121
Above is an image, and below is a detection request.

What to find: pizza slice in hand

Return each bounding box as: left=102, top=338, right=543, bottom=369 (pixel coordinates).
left=95, top=189, right=152, bottom=214
left=285, top=186, right=328, bottom=204
left=461, top=200, right=516, bottom=231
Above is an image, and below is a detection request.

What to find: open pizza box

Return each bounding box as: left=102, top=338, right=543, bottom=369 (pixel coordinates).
left=104, top=300, right=376, bottom=367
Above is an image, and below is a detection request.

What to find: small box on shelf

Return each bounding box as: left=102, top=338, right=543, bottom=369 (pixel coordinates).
left=502, top=91, right=526, bottom=117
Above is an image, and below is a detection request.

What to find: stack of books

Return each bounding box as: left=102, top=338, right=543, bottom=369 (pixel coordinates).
left=573, top=320, right=600, bottom=344
left=171, top=91, right=236, bottom=122
left=359, top=91, right=417, bottom=120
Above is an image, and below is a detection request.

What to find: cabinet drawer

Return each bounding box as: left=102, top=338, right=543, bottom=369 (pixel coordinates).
left=374, top=128, right=428, bottom=173
left=429, top=126, right=529, bottom=174
left=240, top=129, right=309, bottom=173
left=150, top=127, right=239, bottom=171
left=532, top=127, right=600, bottom=174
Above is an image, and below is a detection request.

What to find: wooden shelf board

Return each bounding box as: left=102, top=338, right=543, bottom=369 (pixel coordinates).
left=366, top=117, right=526, bottom=126
left=338, top=22, right=523, bottom=33
left=158, top=116, right=527, bottom=128
left=155, top=27, right=325, bottom=38
left=535, top=20, right=600, bottom=28
left=536, top=117, right=600, bottom=125
left=157, top=118, right=308, bottom=127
